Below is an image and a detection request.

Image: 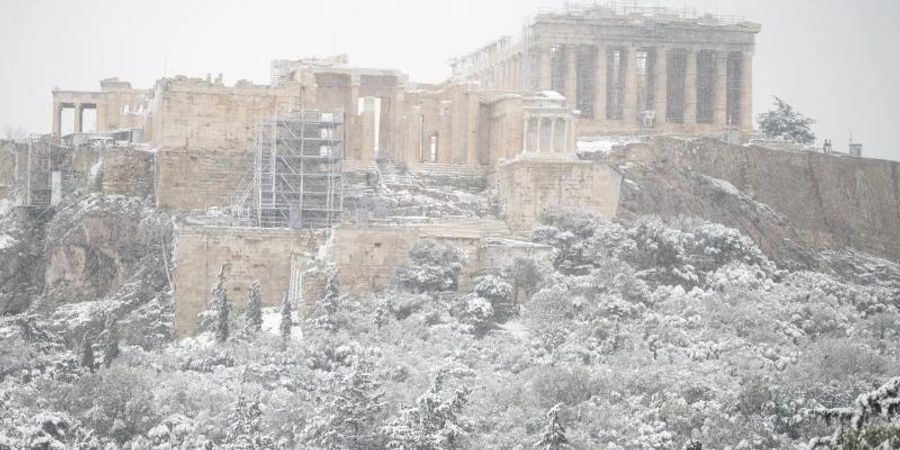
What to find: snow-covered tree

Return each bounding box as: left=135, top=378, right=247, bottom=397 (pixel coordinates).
left=211, top=266, right=231, bottom=344
left=303, top=358, right=386, bottom=449
left=383, top=371, right=471, bottom=449
left=504, top=257, right=544, bottom=305
left=473, top=274, right=513, bottom=320
left=535, top=403, right=570, bottom=450
left=396, top=239, right=466, bottom=294
left=460, top=295, right=495, bottom=336
left=244, top=280, right=263, bottom=334
left=810, top=377, right=900, bottom=448
left=310, top=270, right=341, bottom=332
left=224, top=392, right=274, bottom=448
left=757, top=96, right=816, bottom=144
left=80, top=333, right=95, bottom=372
left=280, top=291, right=292, bottom=349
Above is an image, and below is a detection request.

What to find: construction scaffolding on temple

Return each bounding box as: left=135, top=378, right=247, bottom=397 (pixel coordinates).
left=233, top=111, right=344, bottom=229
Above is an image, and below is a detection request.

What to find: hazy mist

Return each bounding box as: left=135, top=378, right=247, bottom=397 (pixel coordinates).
left=1, top=0, right=898, bottom=161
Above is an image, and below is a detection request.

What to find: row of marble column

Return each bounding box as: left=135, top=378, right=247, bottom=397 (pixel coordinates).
left=51, top=102, right=98, bottom=137
left=531, top=44, right=753, bottom=130
left=523, top=115, right=570, bottom=154
left=476, top=44, right=753, bottom=131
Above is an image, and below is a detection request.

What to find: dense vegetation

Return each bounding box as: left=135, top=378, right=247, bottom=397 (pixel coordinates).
left=2, top=212, right=899, bottom=449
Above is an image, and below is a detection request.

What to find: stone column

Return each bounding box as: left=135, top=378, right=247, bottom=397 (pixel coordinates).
left=52, top=103, right=62, bottom=139
left=73, top=104, right=83, bottom=133
left=623, top=45, right=638, bottom=125
left=684, top=49, right=698, bottom=127
left=594, top=46, right=607, bottom=122
left=565, top=45, right=578, bottom=109
left=653, top=47, right=668, bottom=126
left=714, top=50, right=729, bottom=128
left=740, top=51, right=754, bottom=133
left=538, top=45, right=552, bottom=91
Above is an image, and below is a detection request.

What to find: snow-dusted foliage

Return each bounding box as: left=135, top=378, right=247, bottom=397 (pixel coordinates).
left=810, top=376, right=900, bottom=448
left=382, top=370, right=472, bottom=449
left=535, top=403, right=570, bottom=450
left=280, top=291, right=293, bottom=348
left=211, top=266, right=231, bottom=344
left=1, top=211, right=899, bottom=448
left=396, top=239, right=467, bottom=294
left=244, top=280, right=263, bottom=335
left=757, top=96, right=817, bottom=145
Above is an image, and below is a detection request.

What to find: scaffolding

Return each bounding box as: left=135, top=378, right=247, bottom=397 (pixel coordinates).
left=233, top=110, right=344, bottom=229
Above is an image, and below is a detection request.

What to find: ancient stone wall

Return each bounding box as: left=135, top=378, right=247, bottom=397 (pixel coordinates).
left=0, top=142, right=14, bottom=200
left=497, top=157, right=622, bottom=231
left=68, top=147, right=154, bottom=198
left=329, top=222, right=553, bottom=296
left=619, top=138, right=900, bottom=262
left=172, top=226, right=322, bottom=335
left=155, top=149, right=253, bottom=210
left=146, top=78, right=304, bottom=151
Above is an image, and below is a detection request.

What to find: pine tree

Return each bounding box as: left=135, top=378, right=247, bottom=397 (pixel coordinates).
left=280, top=290, right=292, bottom=349
left=245, top=280, right=263, bottom=334
left=535, top=404, right=569, bottom=450
left=304, top=358, right=385, bottom=449
left=212, top=266, right=231, bottom=344
left=225, top=392, right=275, bottom=448
left=311, top=270, right=341, bottom=332
left=383, top=371, right=471, bottom=449
left=103, top=321, right=120, bottom=368
left=80, top=333, right=95, bottom=372
left=757, top=96, right=816, bottom=145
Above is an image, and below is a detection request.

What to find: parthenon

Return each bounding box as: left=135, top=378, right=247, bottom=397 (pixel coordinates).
left=451, top=4, right=760, bottom=136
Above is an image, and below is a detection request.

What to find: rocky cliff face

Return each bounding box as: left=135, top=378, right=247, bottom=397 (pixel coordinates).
left=0, top=194, right=174, bottom=347
left=0, top=201, right=45, bottom=315
left=602, top=137, right=900, bottom=267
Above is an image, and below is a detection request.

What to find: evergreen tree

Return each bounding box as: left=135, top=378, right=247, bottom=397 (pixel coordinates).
left=383, top=371, right=471, bottom=449
left=212, top=266, right=231, bottom=344
left=244, top=280, right=263, bottom=334
left=280, top=291, right=292, bottom=349
left=103, top=321, right=120, bottom=368
left=225, top=392, right=274, bottom=448
left=80, top=333, right=95, bottom=372
left=503, top=257, right=543, bottom=306
left=535, top=404, right=569, bottom=450
left=311, top=270, right=341, bottom=332
left=810, top=377, right=900, bottom=448
left=396, top=239, right=467, bottom=294
left=304, top=358, right=386, bottom=449
left=757, top=96, right=816, bottom=144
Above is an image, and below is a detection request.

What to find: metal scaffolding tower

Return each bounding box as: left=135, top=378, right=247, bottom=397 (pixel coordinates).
left=233, top=110, right=344, bottom=229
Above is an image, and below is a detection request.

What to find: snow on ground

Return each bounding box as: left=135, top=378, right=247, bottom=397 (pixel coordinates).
left=701, top=174, right=743, bottom=196
left=496, top=319, right=529, bottom=340
left=0, top=233, right=16, bottom=250
left=577, top=135, right=644, bottom=154
left=260, top=307, right=304, bottom=341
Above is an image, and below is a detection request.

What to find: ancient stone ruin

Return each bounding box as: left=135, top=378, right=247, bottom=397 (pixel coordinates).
left=2, top=4, right=896, bottom=336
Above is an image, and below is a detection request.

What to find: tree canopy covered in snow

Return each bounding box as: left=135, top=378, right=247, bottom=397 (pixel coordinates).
left=2, top=211, right=900, bottom=449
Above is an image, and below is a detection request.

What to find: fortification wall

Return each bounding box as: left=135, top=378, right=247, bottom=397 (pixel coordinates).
left=172, top=226, right=322, bottom=335
left=330, top=223, right=554, bottom=296
left=147, top=80, right=303, bottom=151
left=497, top=158, right=622, bottom=231
left=618, top=138, right=900, bottom=262
left=69, top=147, right=154, bottom=198
left=155, top=149, right=253, bottom=210
left=0, top=142, right=14, bottom=200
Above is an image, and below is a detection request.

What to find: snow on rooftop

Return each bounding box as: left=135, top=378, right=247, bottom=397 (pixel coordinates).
left=577, top=135, right=643, bottom=154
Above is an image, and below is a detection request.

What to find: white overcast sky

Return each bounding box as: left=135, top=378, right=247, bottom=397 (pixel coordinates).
left=1, top=0, right=898, bottom=161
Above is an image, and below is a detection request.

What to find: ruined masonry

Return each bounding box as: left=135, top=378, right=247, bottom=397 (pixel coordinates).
left=13, top=5, right=892, bottom=336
